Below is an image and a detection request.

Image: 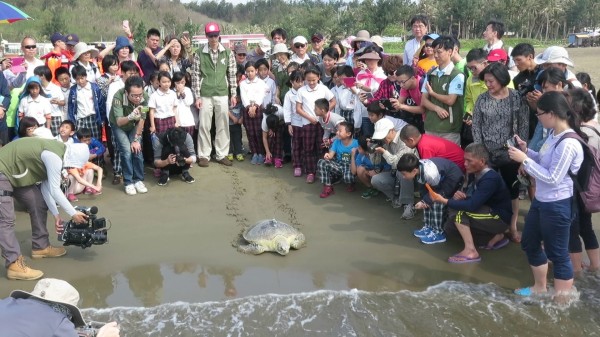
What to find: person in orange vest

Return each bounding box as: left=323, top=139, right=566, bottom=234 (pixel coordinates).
left=40, top=33, right=69, bottom=85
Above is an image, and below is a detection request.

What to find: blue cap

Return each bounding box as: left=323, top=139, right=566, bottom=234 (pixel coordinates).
left=424, top=33, right=440, bottom=41
left=50, top=32, right=66, bottom=44
left=65, top=34, right=79, bottom=46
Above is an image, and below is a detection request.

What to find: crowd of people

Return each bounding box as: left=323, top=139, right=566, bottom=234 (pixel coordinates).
left=0, top=14, right=599, bottom=314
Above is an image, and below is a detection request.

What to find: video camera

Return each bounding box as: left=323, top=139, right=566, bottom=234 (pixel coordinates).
left=517, top=79, right=535, bottom=97
left=368, top=139, right=385, bottom=153
left=59, top=206, right=108, bottom=249
left=173, top=145, right=187, bottom=166
left=76, top=321, right=107, bottom=337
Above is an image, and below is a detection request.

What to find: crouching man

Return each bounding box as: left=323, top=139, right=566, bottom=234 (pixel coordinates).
left=430, top=143, right=513, bottom=264
left=153, top=127, right=197, bottom=186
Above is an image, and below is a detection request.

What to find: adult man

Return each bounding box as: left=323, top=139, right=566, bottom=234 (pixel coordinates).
left=0, top=70, right=10, bottom=145
left=511, top=43, right=541, bottom=138
left=0, top=278, right=120, bottom=336
left=0, top=138, right=88, bottom=280
left=271, top=28, right=287, bottom=45
left=190, top=22, right=237, bottom=167
left=420, top=36, right=465, bottom=145
left=482, top=20, right=515, bottom=70
left=64, top=34, right=79, bottom=62
left=21, top=37, right=44, bottom=79
left=233, top=44, right=248, bottom=66
left=154, top=127, right=197, bottom=186
left=137, top=28, right=162, bottom=84
left=40, top=33, right=69, bottom=85
left=109, top=75, right=149, bottom=196
left=403, top=15, right=429, bottom=66
left=431, top=143, right=512, bottom=263
left=369, top=118, right=417, bottom=219
left=290, top=36, right=318, bottom=64
left=310, top=33, right=325, bottom=63
left=246, top=39, right=271, bottom=64
left=399, top=124, right=465, bottom=172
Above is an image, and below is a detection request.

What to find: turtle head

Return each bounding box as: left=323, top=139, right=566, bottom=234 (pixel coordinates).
left=276, top=239, right=290, bottom=256
left=290, top=233, right=305, bottom=249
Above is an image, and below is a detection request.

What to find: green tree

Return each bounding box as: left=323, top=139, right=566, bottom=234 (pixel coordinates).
left=133, top=20, right=147, bottom=52
left=42, top=9, right=67, bottom=37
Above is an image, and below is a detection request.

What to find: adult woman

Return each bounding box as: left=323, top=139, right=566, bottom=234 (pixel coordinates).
left=508, top=91, right=585, bottom=297
left=472, top=62, right=529, bottom=243
left=565, top=88, right=600, bottom=275
left=155, top=35, right=192, bottom=75
left=317, top=47, right=339, bottom=88
left=366, top=55, right=403, bottom=105
left=272, top=43, right=292, bottom=104
left=69, top=42, right=100, bottom=83
left=329, top=40, right=347, bottom=64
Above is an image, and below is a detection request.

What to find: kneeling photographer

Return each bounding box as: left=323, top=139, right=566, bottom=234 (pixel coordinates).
left=0, top=278, right=120, bottom=337
left=153, top=127, right=197, bottom=186
left=369, top=118, right=418, bottom=219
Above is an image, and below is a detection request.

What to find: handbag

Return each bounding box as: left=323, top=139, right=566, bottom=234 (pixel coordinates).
left=486, top=93, right=517, bottom=167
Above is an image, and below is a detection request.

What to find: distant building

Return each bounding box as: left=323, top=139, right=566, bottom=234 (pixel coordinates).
left=192, top=33, right=267, bottom=49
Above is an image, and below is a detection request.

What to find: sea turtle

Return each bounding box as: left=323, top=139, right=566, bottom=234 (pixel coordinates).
left=238, top=219, right=305, bottom=255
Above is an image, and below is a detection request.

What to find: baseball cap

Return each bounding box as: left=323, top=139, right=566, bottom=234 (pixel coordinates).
left=293, top=36, right=308, bottom=45
left=50, top=32, right=66, bottom=44
left=487, top=48, right=508, bottom=63
left=205, top=22, right=220, bottom=35
left=94, top=42, right=106, bottom=50
left=372, top=118, right=394, bottom=140
left=234, top=44, right=247, bottom=54
left=311, top=33, right=324, bottom=43
left=423, top=33, right=440, bottom=41
left=534, top=46, right=574, bottom=67
left=258, top=39, right=271, bottom=53
left=65, top=34, right=79, bottom=46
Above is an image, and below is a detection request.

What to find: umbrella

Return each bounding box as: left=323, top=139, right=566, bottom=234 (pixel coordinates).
left=0, top=1, right=31, bottom=24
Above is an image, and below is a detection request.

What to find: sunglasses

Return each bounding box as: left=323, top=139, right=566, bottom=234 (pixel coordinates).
left=207, top=33, right=219, bottom=38
left=236, top=53, right=246, bottom=57
left=294, top=43, right=306, bottom=48
left=23, top=45, right=36, bottom=49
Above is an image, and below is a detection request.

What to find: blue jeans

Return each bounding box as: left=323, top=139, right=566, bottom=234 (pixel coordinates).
left=111, top=124, right=144, bottom=186
left=522, top=198, right=573, bottom=280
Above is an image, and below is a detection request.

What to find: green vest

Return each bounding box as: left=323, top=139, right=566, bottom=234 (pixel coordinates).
left=424, top=67, right=465, bottom=133
left=198, top=46, right=231, bottom=97
left=0, top=137, right=66, bottom=187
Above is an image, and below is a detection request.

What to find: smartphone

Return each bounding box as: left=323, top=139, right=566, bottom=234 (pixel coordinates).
left=342, top=77, right=356, bottom=88
left=122, top=20, right=130, bottom=31
left=182, top=31, right=190, bottom=39
left=10, top=57, right=25, bottom=73
left=505, top=136, right=516, bottom=148
left=363, top=92, right=374, bottom=99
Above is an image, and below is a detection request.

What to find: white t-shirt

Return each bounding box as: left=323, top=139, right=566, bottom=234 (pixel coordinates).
left=295, top=83, right=334, bottom=126
left=75, top=83, right=96, bottom=119
left=240, top=77, right=268, bottom=108
left=283, top=88, right=302, bottom=127
left=261, top=76, right=277, bottom=108
left=25, top=58, right=44, bottom=79
left=69, top=61, right=99, bottom=84
left=149, top=89, right=178, bottom=119
left=43, top=82, right=65, bottom=117
left=177, top=87, right=195, bottom=127
left=319, top=111, right=345, bottom=139
left=19, top=95, right=52, bottom=124
left=261, top=104, right=284, bottom=132
left=106, top=79, right=124, bottom=120
left=60, top=87, right=70, bottom=120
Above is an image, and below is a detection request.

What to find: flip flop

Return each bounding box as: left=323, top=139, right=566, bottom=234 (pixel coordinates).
left=448, top=255, right=481, bottom=264
left=514, top=287, right=547, bottom=297
left=479, top=238, right=510, bottom=250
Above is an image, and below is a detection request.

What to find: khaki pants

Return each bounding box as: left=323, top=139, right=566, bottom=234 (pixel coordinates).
left=198, top=96, right=230, bottom=160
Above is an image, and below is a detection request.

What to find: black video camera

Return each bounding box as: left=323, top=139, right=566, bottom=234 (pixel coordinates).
left=173, top=145, right=187, bottom=166
left=517, top=79, right=535, bottom=97
left=59, top=206, right=108, bottom=249
left=368, top=139, right=384, bottom=153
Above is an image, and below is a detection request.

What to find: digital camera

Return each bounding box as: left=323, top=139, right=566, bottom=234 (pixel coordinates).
left=517, top=79, right=535, bottom=97
left=368, top=139, right=385, bottom=153
left=59, top=206, right=108, bottom=249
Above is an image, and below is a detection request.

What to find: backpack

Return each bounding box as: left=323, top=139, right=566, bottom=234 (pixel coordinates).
left=556, top=131, right=600, bottom=213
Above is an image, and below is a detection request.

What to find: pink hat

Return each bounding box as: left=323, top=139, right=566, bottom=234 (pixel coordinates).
left=487, top=49, right=508, bottom=63
left=205, top=22, right=220, bottom=34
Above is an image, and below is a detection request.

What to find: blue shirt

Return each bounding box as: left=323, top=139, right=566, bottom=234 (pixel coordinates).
left=0, top=298, right=78, bottom=337
left=354, top=152, right=373, bottom=170
left=331, top=138, right=358, bottom=163
left=420, top=62, right=465, bottom=96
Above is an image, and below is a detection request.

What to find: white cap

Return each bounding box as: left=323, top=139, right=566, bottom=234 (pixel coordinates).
left=258, top=38, right=271, bottom=53
left=292, top=36, right=308, bottom=45
left=534, top=46, right=574, bottom=67
left=372, top=118, right=394, bottom=140
left=63, top=143, right=90, bottom=169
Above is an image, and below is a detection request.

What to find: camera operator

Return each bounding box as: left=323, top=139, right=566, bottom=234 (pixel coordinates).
left=153, top=127, right=197, bottom=186
left=369, top=118, right=418, bottom=219
left=0, top=138, right=89, bottom=280
left=0, top=278, right=120, bottom=337
left=511, top=43, right=541, bottom=138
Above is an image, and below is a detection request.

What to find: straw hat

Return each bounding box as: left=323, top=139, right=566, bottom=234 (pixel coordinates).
left=72, top=42, right=98, bottom=61
left=10, top=278, right=86, bottom=327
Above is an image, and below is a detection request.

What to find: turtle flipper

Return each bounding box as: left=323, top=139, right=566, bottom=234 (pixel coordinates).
left=238, top=243, right=266, bottom=255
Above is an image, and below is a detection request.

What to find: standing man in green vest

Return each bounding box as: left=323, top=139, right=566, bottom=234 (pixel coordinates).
left=0, top=138, right=88, bottom=280
left=190, top=22, right=238, bottom=167
left=420, top=35, right=465, bottom=146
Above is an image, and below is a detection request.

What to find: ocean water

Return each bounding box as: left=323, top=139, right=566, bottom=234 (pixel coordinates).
left=81, top=277, right=600, bottom=337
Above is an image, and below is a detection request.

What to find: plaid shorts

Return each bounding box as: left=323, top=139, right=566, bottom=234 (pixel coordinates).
left=50, top=116, right=62, bottom=137
left=317, top=159, right=354, bottom=185
left=424, top=202, right=448, bottom=234
left=154, top=116, right=176, bottom=134
left=76, top=115, right=100, bottom=139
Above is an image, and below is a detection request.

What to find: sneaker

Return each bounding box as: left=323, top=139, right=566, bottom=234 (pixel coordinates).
left=256, top=154, right=265, bottom=165
left=83, top=187, right=93, bottom=195
left=181, top=171, right=195, bottom=183
left=274, top=158, right=283, bottom=168
left=125, top=184, right=137, bottom=196
left=413, top=226, right=432, bottom=238
left=67, top=194, right=78, bottom=202
left=306, top=173, right=315, bottom=184
left=217, top=157, right=233, bottom=166
left=7, top=256, right=43, bottom=280
left=420, top=231, right=447, bottom=244
left=264, top=157, right=273, bottom=166
left=401, top=203, right=416, bottom=220
left=32, top=245, right=66, bottom=259
left=391, top=198, right=403, bottom=209
left=294, top=167, right=302, bottom=177
left=198, top=157, right=210, bottom=167
left=153, top=168, right=162, bottom=178
left=112, top=175, right=122, bottom=185
left=158, top=174, right=170, bottom=186
left=346, top=184, right=356, bottom=192
left=236, top=154, right=245, bottom=162
left=227, top=154, right=234, bottom=161
left=361, top=188, right=379, bottom=199
left=134, top=181, right=148, bottom=193
left=251, top=154, right=259, bottom=165
left=319, top=185, right=335, bottom=198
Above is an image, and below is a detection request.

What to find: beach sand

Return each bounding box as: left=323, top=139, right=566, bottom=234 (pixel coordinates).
left=0, top=47, right=599, bottom=307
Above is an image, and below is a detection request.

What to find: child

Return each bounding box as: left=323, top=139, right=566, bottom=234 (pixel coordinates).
left=55, top=67, right=71, bottom=122
left=55, top=120, right=76, bottom=144
left=256, top=59, right=277, bottom=106
left=283, top=70, right=304, bottom=176
left=96, top=55, right=120, bottom=101
left=367, top=102, right=408, bottom=132
left=149, top=71, right=178, bottom=134
left=18, top=76, right=52, bottom=131
left=67, top=65, right=105, bottom=141
left=65, top=150, right=104, bottom=202
left=172, top=71, right=195, bottom=138
left=77, top=127, right=105, bottom=167
left=145, top=71, right=159, bottom=96
left=157, top=60, right=171, bottom=73
left=334, top=65, right=358, bottom=129
left=34, top=66, right=65, bottom=136
left=317, top=121, right=358, bottom=197
left=240, top=61, right=268, bottom=165
left=228, top=66, right=245, bottom=162
left=397, top=153, right=464, bottom=244
left=262, top=104, right=285, bottom=167
left=314, top=98, right=345, bottom=148
left=295, top=66, right=336, bottom=183
left=350, top=136, right=386, bottom=199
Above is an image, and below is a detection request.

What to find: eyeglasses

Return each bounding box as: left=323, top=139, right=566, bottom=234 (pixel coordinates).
left=294, top=43, right=306, bottom=49
left=207, top=33, right=219, bottom=38
left=467, top=62, right=486, bottom=72
left=412, top=24, right=426, bottom=29
left=535, top=111, right=548, bottom=117
left=397, top=77, right=412, bottom=86
left=128, top=93, right=143, bottom=99
left=23, top=45, right=36, bottom=49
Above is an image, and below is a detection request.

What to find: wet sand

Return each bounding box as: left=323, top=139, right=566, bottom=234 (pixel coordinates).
left=1, top=48, right=599, bottom=307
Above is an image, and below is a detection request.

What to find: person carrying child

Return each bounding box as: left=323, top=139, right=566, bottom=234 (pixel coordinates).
left=262, top=103, right=285, bottom=168
left=317, top=121, right=358, bottom=198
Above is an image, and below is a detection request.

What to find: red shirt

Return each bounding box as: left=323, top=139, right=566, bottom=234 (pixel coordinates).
left=417, top=134, right=465, bottom=172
